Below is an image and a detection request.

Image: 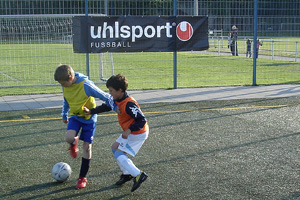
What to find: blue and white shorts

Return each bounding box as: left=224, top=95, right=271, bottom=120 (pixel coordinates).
left=116, top=130, right=149, bottom=157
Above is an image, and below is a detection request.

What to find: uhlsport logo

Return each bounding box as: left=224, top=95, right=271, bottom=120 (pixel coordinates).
left=176, top=21, right=193, bottom=41
left=90, top=20, right=194, bottom=45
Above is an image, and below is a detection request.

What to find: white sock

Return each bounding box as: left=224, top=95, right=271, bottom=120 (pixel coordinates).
left=117, top=154, right=140, bottom=177
left=116, top=159, right=130, bottom=175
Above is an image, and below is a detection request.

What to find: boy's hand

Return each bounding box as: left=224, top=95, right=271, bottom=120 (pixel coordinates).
left=63, top=119, right=68, bottom=124
left=83, top=106, right=91, bottom=115
left=122, top=129, right=131, bottom=139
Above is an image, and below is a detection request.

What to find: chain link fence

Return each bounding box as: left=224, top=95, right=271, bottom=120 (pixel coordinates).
left=0, top=0, right=299, bottom=90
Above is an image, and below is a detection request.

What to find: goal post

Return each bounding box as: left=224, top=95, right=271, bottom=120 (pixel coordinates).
left=0, top=14, right=74, bottom=88
left=99, top=52, right=114, bottom=81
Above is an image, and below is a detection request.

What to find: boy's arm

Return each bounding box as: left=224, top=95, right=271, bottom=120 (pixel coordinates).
left=89, top=103, right=112, bottom=114
left=84, top=81, right=117, bottom=111
left=61, top=97, right=70, bottom=120
left=125, top=102, right=147, bottom=132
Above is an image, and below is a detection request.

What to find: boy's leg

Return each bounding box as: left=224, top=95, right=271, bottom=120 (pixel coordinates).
left=76, top=122, right=95, bottom=189
left=113, top=132, right=149, bottom=190
left=66, top=117, right=81, bottom=158
left=114, top=150, right=140, bottom=177
left=82, top=142, right=92, bottom=159
left=111, top=145, right=132, bottom=185
left=111, top=145, right=130, bottom=175
left=114, top=150, right=148, bottom=192
left=65, top=130, right=79, bottom=158
left=76, top=142, right=91, bottom=189
left=113, top=135, right=142, bottom=177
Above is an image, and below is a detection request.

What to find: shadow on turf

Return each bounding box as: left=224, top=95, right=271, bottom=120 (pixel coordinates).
left=0, top=182, right=73, bottom=200
left=280, top=192, right=300, bottom=200
left=139, top=131, right=300, bottom=171
left=53, top=184, right=130, bottom=200
left=1, top=181, right=129, bottom=200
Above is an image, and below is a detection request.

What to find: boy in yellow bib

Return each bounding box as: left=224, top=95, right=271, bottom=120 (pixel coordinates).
left=84, top=74, right=149, bottom=192
left=54, top=64, right=116, bottom=189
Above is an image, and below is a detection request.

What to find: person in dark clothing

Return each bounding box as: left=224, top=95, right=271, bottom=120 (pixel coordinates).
left=246, top=39, right=252, bottom=58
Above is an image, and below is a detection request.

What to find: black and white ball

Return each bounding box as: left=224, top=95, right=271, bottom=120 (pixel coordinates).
left=52, top=162, right=72, bottom=182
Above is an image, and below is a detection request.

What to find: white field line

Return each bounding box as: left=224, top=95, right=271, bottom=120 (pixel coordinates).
left=0, top=71, right=19, bottom=81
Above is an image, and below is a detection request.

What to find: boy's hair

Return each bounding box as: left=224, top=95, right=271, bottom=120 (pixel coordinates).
left=54, top=64, right=74, bottom=81
left=106, top=74, right=128, bottom=92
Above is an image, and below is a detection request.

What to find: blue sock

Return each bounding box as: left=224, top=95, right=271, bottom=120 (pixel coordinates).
left=111, top=148, right=117, bottom=154
left=114, top=150, right=126, bottom=159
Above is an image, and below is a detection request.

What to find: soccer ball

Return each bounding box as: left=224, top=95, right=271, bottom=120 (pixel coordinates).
left=52, top=162, right=72, bottom=182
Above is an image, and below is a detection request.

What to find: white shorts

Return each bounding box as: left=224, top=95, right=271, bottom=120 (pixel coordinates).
left=116, top=130, right=149, bottom=157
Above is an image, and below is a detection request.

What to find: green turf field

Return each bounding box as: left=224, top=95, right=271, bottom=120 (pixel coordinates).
left=1, top=38, right=300, bottom=96
left=1, top=51, right=300, bottom=97
left=1, top=98, right=300, bottom=199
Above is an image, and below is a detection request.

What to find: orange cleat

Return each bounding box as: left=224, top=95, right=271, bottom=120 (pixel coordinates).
left=76, top=177, right=87, bottom=189
left=69, top=137, right=79, bottom=158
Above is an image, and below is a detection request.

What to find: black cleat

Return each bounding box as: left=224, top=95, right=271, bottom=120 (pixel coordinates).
left=115, top=174, right=133, bottom=186
left=131, top=172, right=148, bottom=192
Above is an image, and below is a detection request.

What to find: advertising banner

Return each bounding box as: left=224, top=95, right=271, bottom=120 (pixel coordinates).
left=73, top=16, right=209, bottom=53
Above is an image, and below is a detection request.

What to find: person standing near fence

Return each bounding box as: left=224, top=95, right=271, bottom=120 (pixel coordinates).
left=228, top=32, right=233, bottom=55
left=231, top=25, right=239, bottom=56
left=256, top=39, right=263, bottom=58
left=246, top=39, right=252, bottom=58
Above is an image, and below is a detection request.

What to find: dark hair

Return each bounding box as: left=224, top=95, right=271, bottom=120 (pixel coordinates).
left=54, top=64, right=74, bottom=81
left=106, top=74, right=128, bottom=92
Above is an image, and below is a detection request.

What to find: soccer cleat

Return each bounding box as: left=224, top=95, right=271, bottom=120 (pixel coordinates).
left=76, top=177, right=87, bottom=189
left=69, top=137, right=79, bottom=158
left=115, top=174, right=133, bottom=186
left=131, top=172, right=148, bottom=192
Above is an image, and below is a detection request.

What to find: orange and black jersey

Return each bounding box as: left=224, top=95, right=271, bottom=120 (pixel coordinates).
left=90, top=92, right=147, bottom=133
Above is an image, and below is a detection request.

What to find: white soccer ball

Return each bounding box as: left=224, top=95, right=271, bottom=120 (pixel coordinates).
left=52, top=162, right=72, bottom=182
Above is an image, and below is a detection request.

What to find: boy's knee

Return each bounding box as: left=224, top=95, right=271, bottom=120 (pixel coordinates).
left=82, top=142, right=92, bottom=159
left=111, top=142, right=119, bottom=150
left=65, top=130, right=76, bottom=144
left=65, top=135, right=74, bottom=144
left=83, top=142, right=92, bottom=152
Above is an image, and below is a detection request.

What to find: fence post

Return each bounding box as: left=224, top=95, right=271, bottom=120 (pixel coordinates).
left=218, top=39, right=220, bottom=55
left=252, top=0, right=258, bottom=85
left=194, top=0, right=198, bottom=16
left=85, top=0, right=90, bottom=77
left=295, top=41, right=298, bottom=62
left=173, top=0, right=177, bottom=89
left=272, top=40, right=274, bottom=60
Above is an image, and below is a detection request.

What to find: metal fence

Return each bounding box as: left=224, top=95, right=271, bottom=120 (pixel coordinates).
left=0, top=0, right=300, bottom=90
left=1, top=0, right=299, bottom=37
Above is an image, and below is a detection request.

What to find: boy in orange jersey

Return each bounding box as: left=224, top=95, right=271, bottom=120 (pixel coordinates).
left=84, top=74, right=149, bottom=192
